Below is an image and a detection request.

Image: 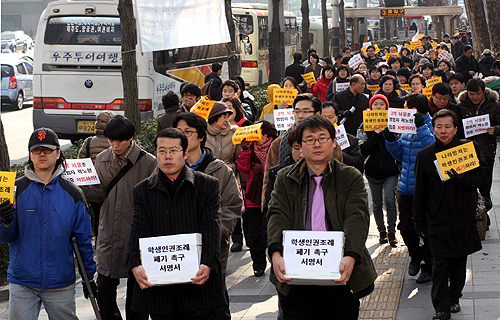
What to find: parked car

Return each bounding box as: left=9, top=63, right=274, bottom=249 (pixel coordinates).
left=1, top=31, right=29, bottom=53
left=1, top=57, right=33, bottom=109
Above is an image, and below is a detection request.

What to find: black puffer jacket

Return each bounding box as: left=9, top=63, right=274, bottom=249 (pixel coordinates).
left=458, top=88, right=500, bottom=160
left=359, top=125, right=400, bottom=180
left=479, top=55, right=496, bottom=78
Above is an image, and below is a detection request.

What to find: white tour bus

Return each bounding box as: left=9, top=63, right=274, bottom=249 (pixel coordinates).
left=33, top=0, right=231, bottom=142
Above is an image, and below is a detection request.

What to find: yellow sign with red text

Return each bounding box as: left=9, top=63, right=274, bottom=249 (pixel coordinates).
left=190, top=97, right=215, bottom=119
left=273, top=88, right=298, bottom=105
left=0, top=171, right=16, bottom=204
left=363, top=110, right=388, bottom=131
left=435, top=142, right=480, bottom=178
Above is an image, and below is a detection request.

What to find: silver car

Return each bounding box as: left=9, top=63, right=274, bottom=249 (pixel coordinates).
left=1, top=57, right=33, bottom=109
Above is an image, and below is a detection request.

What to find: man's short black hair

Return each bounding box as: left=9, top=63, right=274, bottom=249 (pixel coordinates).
left=296, top=115, right=336, bottom=146
left=451, top=35, right=459, bottom=40
left=447, top=73, right=465, bottom=84
left=404, top=93, right=428, bottom=114
left=212, top=63, right=223, bottom=73
left=173, top=113, right=207, bottom=149
left=366, top=45, right=376, bottom=51
left=321, top=101, right=339, bottom=117
left=293, top=93, right=322, bottom=113
left=162, top=91, right=180, bottom=111
left=432, top=109, right=458, bottom=128
left=180, top=83, right=201, bottom=98
left=222, top=79, right=239, bottom=92
left=432, top=82, right=451, bottom=96
left=154, top=128, right=188, bottom=153
left=463, top=45, right=473, bottom=53
left=340, top=56, right=351, bottom=65
left=342, top=46, right=351, bottom=53
left=293, top=52, right=302, bottom=61
left=443, top=33, right=450, bottom=38
left=104, top=115, right=135, bottom=141
left=466, top=79, right=485, bottom=93
left=369, top=65, right=380, bottom=74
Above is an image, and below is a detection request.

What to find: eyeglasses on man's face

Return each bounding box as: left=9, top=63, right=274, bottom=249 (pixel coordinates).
left=178, top=129, right=196, bottom=137
left=31, top=147, right=58, bottom=155
left=156, top=148, right=183, bottom=156
left=302, top=137, right=331, bottom=145
left=293, top=110, right=315, bottom=116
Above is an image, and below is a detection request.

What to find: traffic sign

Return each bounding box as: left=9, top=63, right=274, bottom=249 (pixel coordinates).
left=380, top=8, right=405, bottom=17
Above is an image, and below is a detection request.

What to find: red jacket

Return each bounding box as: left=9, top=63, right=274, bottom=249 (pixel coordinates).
left=310, top=76, right=333, bottom=102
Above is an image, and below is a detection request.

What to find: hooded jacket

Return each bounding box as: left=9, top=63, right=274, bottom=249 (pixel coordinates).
left=78, top=110, right=115, bottom=163
left=458, top=88, right=500, bottom=160
left=479, top=55, right=497, bottom=78
left=206, top=123, right=240, bottom=171
left=0, top=165, right=96, bottom=290
left=260, top=84, right=281, bottom=123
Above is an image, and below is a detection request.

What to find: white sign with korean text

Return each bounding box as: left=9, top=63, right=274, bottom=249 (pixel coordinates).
left=140, top=233, right=202, bottom=285
left=387, top=108, right=417, bottom=134
left=62, top=159, right=100, bottom=186
left=135, top=0, right=230, bottom=52
left=273, top=109, right=295, bottom=131
left=438, top=50, right=453, bottom=62
left=348, top=53, right=363, bottom=70
left=336, top=83, right=350, bottom=92
left=283, top=230, right=345, bottom=285
left=335, top=124, right=350, bottom=150
left=463, top=115, right=490, bottom=138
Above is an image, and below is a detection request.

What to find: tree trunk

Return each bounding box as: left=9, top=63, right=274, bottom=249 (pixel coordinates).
left=427, top=0, right=446, bottom=41
left=269, top=0, right=283, bottom=83
left=118, top=0, right=140, bottom=132
left=0, top=119, right=9, bottom=171
left=339, top=0, right=346, bottom=51
left=464, top=0, right=490, bottom=59
left=225, top=0, right=240, bottom=78
left=485, top=0, right=500, bottom=56
left=321, top=0, right=329, bottom=57
left=301, top=0, right=310, bottom=56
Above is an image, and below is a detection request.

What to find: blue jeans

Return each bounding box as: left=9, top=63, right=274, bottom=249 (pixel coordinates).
left=368, top=175, right=398, bottom=233
left=9, top=283, right=78, bottom=320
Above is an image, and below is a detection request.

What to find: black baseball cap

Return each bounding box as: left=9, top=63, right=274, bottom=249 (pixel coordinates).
left=29, top=128, right=60, bottom=152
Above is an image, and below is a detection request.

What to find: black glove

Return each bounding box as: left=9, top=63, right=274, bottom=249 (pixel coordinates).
left=414, top=112, right=425, bottom=128
left=0, top=200, right=14, bottom=226
left=382, top=127, right=397, bottom=142
left=342, top=110, right=353, bottom=118
left=82, top=280, right=98, bottom=299
left=414, top=222, right=426, bottom=240
left=445, top=168, right=464, bottom=184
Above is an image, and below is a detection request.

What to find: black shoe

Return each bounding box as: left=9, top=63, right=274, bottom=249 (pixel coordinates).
left=254, top=269, right=265, bottom=277
left=450, top=303, right=461, bottom=313
left=416, top=271, right=432, bottom=284
left=409, top=260, right=420, bottom=276
left=230, top=241, right=242, bottom=252
left=432, top=311, right=451, bottom=319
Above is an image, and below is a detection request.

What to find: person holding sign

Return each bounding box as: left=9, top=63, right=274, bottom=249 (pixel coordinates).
left=325, top=65, right=351, bottom=101
left=383, top=93, right=435, bottom=284
left=333, top=74, right=369, bottom=135
left=0, top=128, right=96, bottom=320
left=413, top=109, right=490, bottom=320
left=127, top=128, right=226, bottom=319
left=260, top=84, right=281, bottom=123
left=458, top=79, right=500, bottom=211
left=358, top=95, right=400, bottom=246
left=267, top=116, right=377, bottom=319
left=377, top=75, right=405, bottom=109
left=304, top=53, right=323, bottom=83
left=309, top=65, right=335, bottom=102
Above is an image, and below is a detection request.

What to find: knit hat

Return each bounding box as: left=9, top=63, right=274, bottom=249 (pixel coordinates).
left=482, top=49, right=491, bottom=56
left=29, top=128, right=60, bottom=152
left=369, top=94, right=390, bottom=110
left=208, top=102, right=233, bottom=121
left=419, top=58, right=430, bottom=65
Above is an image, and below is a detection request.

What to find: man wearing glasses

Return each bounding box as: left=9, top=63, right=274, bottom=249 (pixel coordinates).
left=0, top=128, right=96, bottom=319
left=81, top=115, right=157, bottom=320
left=127, top=128, right=226, bottom=319
left=267, top=116, right=377, bottom=319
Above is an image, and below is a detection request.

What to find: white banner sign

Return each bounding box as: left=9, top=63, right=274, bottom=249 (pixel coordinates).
left=348, top=53, right=363, bottom=70
left=283, top=230, right=344, bottom=285
left=335, top=124, right=350, bottom=150
left=438, top=50, right=453, bottom=62
left=140, top=233, right=202, bottom=285
left=336, top=83, right=350, bottom=92
left=387, top=108, right=417, bottom=134
left=463, top=115, right=491, bottom=138
left=273, top=109, right=295, bottom=131
left=135, top=0, right=231, bottom=52
left=62, top=159, right=100, bottom=186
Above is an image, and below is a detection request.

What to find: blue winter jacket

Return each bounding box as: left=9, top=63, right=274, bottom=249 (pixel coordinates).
left=386, top=113, right=435, bottom=196
left=0, top=165, right=96, bottom=291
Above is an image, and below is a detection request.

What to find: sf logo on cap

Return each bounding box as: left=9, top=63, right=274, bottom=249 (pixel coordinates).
left=38, top=130, right=46, bottom=141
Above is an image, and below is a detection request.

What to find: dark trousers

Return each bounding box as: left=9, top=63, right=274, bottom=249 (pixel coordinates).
left=242, top=207, right=267, bottom=271
left=96, top=272, right=148, bottom=320
left=278, top=285, right=360, bottom=320
left=431, top=256, right=468, bottom=313
left=398, top=195, right=433, bottom=272
left=479, top=157, right=495, bottom=205
left=213, top=274, right=231, bottom=320
left=232, top=219, right=242, bottom=237
left=89, top=202, right=102, bottom=238
left=149, top=308, right=215, bottom=320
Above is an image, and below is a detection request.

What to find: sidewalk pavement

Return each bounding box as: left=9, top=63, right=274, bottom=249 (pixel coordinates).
left=0, top=150, right=498, bottom=319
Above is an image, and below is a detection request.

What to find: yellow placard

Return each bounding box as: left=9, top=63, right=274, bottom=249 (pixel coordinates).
left=385, top=53, right=399, bottom=61
left=363, top=110, right=388, bottom=131
left=431, top=42, right=438, bottom=49
left=423, top=87, right=433, bottom=99
left=435, top=142, right=480, bottom=178
left=362, top=47, right=367, bottom=54
left=273, top=88, right=297, bottom=105
left=190, top=97, right=216, bottom=119
left=426, top=77, right=442, bottom=89
left=367, top=84, right=380, bottom=96
left=232, top=122, right=263, bottom=144
left=0, top=171, right=16, bottom=204
left=302, top=72, right=317, bottom=84
left=404, top=43, right=412, bottom=51
left=401, top=84, right=412, bottom=92
left=418, top=34, right=424, bottom=39
left=411, top=40, right=422, bottom=50
left=374, top=44, right=380, bottom=54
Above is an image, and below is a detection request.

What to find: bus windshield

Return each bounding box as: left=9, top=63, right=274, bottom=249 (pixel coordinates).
left=44, top=16, right=121, bottom=45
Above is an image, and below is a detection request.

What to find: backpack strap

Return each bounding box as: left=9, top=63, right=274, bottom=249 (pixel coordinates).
left=106, top=150, right=146, bottom=196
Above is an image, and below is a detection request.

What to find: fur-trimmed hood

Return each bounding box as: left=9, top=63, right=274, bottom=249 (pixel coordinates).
left=458, top=87, right=499, bottom=105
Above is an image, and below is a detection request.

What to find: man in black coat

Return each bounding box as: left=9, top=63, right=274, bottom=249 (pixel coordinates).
left=205, top=63, right=223, bottom=101
left=451, top=36, right=465, bottom=61
left=455, top=45, right=479, bottom=84
left=333, top=74, right=370, bottom=135
left=285, top=52, right=306, bottom=92
left=127, top=128, right=226, bottom=318
left=413, top=109, right=490, bottom=320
